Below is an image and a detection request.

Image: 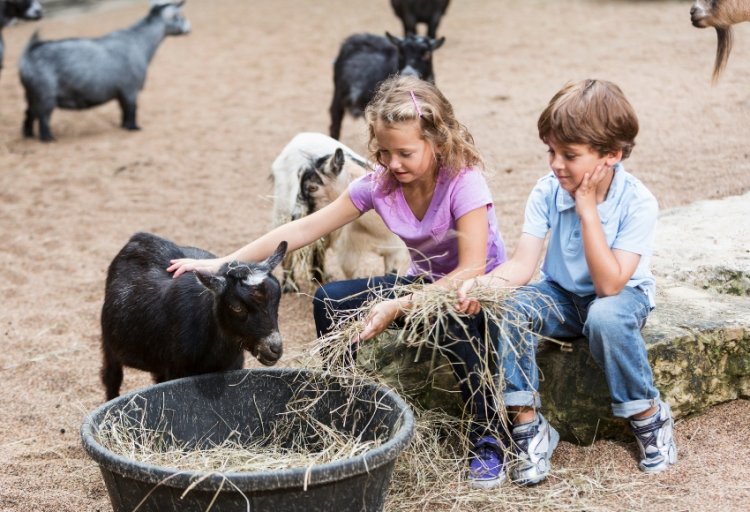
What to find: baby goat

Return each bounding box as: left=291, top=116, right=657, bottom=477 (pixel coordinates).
left=100, top=231, right=286, bottom=400
left=271, top=132, right=409, bottom=292
left=329, top=32, right=445, bottom=140
left=19, top=0, right=190, bottom=141
left=295, top=147, right=410, bottom=283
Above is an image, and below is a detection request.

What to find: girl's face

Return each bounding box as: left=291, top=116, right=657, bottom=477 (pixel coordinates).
left=546, top=138, right=619, bottom=196
left=374, top=120, right=437, bottom=186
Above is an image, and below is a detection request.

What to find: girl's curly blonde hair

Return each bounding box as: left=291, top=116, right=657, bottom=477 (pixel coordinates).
left=364, top=75, right=483, bottom=191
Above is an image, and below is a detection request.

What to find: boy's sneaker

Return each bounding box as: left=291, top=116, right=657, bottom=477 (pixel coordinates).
left=509, top=412, right=559, bottom=486
left=630, top=400, right=678, bottom=473
left=468, top=436, right=506, bottom=489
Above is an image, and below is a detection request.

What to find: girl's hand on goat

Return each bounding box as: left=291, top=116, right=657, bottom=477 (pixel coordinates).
left=167, top=258, right=223, bottom=279
left=455, top=278, right=482, bottom=315
left=359, top=299, right=404, bottom=341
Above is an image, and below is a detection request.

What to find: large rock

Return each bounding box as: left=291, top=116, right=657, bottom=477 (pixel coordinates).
left=361, top=192, right=750, bottom=443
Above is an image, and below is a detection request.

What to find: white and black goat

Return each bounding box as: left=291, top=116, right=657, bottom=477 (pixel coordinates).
left=296, top=146, right=410, bottom=283
left=329, top=31, right=445, bottom=140
left=390, top=0, right=450, bottom=38
left=100, top=232, right=287, bottom=400
left=691, top=0, right=750, bottom=82
left=0, top=0, right=42, bottom=75
left=18, top=0, right=190, bottom=141
left=271, top=133, right=409, bottom=291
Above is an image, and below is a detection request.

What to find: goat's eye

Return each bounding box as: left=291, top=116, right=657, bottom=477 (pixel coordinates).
left=307, top=184, right=319, bottom=193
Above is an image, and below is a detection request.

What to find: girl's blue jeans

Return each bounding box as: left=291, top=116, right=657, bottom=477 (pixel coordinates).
left=313, top=274, right=503, bottom=442
left=501, top=280, right=659, bottom=419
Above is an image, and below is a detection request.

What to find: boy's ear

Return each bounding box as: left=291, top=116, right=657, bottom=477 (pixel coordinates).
left=605, top=149, right=623, bottom=166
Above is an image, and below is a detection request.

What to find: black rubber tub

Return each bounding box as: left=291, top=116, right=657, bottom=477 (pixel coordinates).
left=80, top=368, right=415, bottom=512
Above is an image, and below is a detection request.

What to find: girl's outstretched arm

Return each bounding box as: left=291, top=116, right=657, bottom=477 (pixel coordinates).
left=167, top=192, right=362, bottom=278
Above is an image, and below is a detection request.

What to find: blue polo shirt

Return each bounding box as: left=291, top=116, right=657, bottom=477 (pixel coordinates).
left=523, top=164, right=658, bottom=307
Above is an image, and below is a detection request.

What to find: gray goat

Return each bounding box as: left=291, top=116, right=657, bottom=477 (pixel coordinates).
left=19, top=0, right=190, bottom=141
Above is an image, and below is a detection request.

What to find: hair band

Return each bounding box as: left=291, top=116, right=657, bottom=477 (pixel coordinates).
left=409, top=91, right=423, bottom=118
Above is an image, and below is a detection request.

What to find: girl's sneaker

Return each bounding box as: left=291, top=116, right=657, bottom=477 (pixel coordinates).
left=468, top=436, right=506, bottom=489
left=509, top=412, right=559, bottom=486
left=630, top=400, right=678, bottom=473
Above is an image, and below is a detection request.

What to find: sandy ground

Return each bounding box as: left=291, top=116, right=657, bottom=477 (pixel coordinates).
left=0, top=0, right=749, bottom=510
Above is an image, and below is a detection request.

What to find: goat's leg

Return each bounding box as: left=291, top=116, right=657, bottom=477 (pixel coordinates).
left=101, top=343, right=124, bottom=401
left=428, top=14, right=442, bottom=38
left=329, top=96, right=345, bottom=140
left=403, top=13, right=417, bottom=35
left=38, top=108, right=55, bottom=142
left=311, top=241, right=327, bottom=284
left=118, top=93, right=140, bottom=130
left=281, top=253, right=299, bottom=293
left=22, top=107, right=35, bottom=138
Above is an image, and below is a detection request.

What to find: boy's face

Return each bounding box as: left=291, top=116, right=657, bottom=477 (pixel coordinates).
left=546, top=139, right=619, bottom=197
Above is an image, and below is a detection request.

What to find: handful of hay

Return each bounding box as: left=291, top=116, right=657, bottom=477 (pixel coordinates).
left=312, top=280, right=571, bottom=375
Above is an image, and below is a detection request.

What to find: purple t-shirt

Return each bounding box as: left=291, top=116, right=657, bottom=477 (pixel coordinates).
left=348, top=166, right=506, bottom=279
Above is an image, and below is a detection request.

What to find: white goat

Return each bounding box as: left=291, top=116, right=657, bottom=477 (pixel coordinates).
left=270, top=132, right=409, bottom=291
left=691, top=0, right=750, bottom=82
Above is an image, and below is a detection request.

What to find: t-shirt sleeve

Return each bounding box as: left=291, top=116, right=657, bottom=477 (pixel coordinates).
left=451, top=170, right=494, bottom=219
left=612, top=191, right=659, bottom=255
left=522, top=178, right=552, bottom=239
left=347, top=173, right=375, bottom=213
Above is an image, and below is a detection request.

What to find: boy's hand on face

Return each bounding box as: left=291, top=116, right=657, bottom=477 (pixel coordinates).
left=575, top=163, right=610, bottom=217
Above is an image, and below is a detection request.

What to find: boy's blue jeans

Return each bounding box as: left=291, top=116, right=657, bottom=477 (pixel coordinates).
left=313, top=274, right=503, bottom=442
left=501, top=280, right=659, bottom=419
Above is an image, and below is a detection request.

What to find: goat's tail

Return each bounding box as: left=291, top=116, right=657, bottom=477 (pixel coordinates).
left=712, top=26, right=734, bottom=84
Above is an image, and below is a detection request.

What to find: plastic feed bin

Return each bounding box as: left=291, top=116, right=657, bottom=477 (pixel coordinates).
left=80, top=368, right=415, bottom=512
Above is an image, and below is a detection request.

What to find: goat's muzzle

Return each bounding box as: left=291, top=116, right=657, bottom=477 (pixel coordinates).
left=251, top=331, right=283, bottom=366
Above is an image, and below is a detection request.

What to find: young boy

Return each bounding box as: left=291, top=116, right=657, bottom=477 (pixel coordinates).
left=458, top=79, right=677, bottom=486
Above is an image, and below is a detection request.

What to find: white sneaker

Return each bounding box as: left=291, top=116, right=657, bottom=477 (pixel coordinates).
left=509, top=412, right=559, bottom=485
left=630, top=400, right=678, bottom=473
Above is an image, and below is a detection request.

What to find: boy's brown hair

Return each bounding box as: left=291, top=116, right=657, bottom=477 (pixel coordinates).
left=538, top=79, right=639, bottom=159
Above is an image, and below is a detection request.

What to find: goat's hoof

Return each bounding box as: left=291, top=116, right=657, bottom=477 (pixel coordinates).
left=123, top=124, right=141, bottom=131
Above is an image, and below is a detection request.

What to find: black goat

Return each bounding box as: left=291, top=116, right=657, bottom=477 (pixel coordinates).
left=100, top=232, right=287, bottom=400
left=18, top=0, right=190, bottom=141
left=390, top=0, right=450, bottom=38
left=0, top=0, right=42, bottom=75
left=329, top=32, right=445, bottom=140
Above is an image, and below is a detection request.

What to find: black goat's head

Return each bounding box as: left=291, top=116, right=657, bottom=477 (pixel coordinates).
left=195, top=241, right=287, bottom=365
left=386, top=31, right=445, bottom=83
left=2, top=0, right=43, bottom=21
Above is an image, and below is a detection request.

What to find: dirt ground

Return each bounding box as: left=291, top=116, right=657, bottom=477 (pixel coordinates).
left=1, top=0, right=749, bottom=510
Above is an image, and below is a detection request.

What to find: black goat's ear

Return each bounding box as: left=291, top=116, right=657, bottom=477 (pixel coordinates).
left=194, top=270, right=227, bottom=295
left=265, top=241, right=288, bottom=271
left=385, top=32, right=401, bottom=46
left=431, top=36, right=446, bottom=50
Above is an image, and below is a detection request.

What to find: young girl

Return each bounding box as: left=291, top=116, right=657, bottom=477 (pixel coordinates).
left=168, top=74, right=508, bottom=488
